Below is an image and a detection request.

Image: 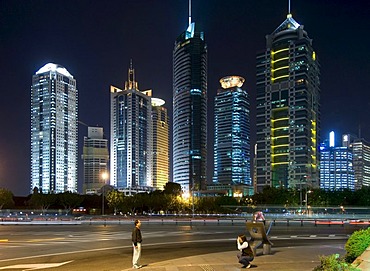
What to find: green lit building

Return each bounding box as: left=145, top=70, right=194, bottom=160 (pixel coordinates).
left=255, top=13, right=320, bottom=192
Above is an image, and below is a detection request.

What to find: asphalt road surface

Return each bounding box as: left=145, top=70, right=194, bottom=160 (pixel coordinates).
left=0, top=220, right=366, bottom=270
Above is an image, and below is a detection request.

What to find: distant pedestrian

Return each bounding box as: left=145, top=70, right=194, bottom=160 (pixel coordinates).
left=132, top=219, right=143, bottom=269
left=237, top=234, right=254, bottom=269
left=253, top=211, right=265, bottom=225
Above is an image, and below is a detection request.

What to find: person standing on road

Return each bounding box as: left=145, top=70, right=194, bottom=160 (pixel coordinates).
left=237, top=234, right=254, bottom=269
left=132, top=219, right=143, bottom=269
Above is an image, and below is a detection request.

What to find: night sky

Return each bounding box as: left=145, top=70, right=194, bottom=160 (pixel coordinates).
left=1, top=0, right=370, bottom=196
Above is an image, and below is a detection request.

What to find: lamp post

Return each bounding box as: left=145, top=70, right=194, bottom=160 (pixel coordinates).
left=305, top=190, right=312, bottom=215
left=192, top=187, right=195, bottom=218
left=101, top=171, right=108, bottom=215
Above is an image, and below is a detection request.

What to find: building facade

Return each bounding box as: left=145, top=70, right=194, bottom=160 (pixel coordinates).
left=82, top=127, right=109, bottom=194
left=255, top=13, right=320, bottom=192
left=320, top=132, right=355, bottom=190
left=151, top=98, right=169, bottom=190
left=343, top=134, right=370, bottom=189
left=30, top=63, right=78, bottom=193
left=213, top=76, right=251, bottom=185
left=110, top=64, right=152, bottom=190
left=173, top=16, right=207, bottom=193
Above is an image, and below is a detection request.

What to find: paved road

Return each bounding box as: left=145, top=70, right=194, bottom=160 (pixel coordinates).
left=0, top=221, right=366, bottom=270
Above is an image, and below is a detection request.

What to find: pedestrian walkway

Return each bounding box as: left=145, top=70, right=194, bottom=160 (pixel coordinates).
left=354, top=245, right=370, bottom=270
left=121, top=243, right=351, bottom=270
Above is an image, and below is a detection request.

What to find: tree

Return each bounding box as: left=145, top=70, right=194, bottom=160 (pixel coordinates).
left=28, top=193, right=57, bottom=213
left=0, top=188, right=14, bottom=209
left=106, top=190, right=124, bottom=215
left=197, top=197, right=217, bottom=214
left=122, top=195, right=137, bottom=215
left=163, top=182, right=182, bottom=196
left=58, top=192, right=83, bottom=214
left=146, top=192, right=163, bottom=214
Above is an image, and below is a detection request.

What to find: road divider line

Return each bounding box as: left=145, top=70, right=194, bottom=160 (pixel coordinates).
left=0, top=238, right=235, bottom=263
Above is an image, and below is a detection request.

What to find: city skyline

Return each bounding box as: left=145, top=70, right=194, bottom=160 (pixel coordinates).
left=1, top=0, right=370, bottom=196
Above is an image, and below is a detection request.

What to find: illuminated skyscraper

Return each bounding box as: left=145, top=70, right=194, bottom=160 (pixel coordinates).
left=213, top=76, right=251, bottom=185
left=343, top=134, right=370, bottom=189
left=110, top=63, right=152, bottom=190
left=320, top=132, right=355, bottom=190
left=82, top=127, right=109, bottom=194
left=30, top=63, right=78, bottom=193
left=151, top=98, right=169, bottom=190
left=255, top=11, right=320, bottom=192
left=173, top=7, right=207, bottom=193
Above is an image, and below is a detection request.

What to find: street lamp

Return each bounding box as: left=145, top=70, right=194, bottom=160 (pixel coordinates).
left=101, top=171, right=109, bottom=215
left=191, top=187, right=195, bottom=218
left=305, top=190, right=312, bottom=215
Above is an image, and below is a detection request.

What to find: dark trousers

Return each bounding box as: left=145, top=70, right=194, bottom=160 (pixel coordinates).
left=237, top=252, right=254, bottom=266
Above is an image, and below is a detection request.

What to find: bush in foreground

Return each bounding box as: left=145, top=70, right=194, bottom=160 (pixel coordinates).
left=313, top=254, right=360, bottom=271
left=345, top=227, right=370, bottom=263
left=314, top=227, right=370, bottom=270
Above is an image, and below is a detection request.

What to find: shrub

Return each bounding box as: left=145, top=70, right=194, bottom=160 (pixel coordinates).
left=313, top=254, right=360, bottom=271
left=345, top=227, right=370, bottom=263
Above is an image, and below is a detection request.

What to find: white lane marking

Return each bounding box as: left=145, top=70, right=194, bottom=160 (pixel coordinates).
left=0, top=238, right=235, bottom=263
left=0, top=234, right=348, bottom=264
left=0, top=261, right=73, bottom=270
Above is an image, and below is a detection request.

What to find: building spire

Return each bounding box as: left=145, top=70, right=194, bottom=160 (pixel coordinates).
left=125, top=59, right=138, bottom=90
left=188, top=0, right=192, bottom=25
left=288, top=0, right=291, bottom=14
left=359, top=124, right=362, bottom=138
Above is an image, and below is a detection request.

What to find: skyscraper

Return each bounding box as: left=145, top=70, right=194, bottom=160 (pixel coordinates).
left=82, top=127, right=109, bottom=194
left=110, top=63, right=152, bottom=190
left=343, top=134, right=370, bottom=189
left=213, top=76, right=251, bottom=185
left=173, top=6, right=207, bottom=193
left=255, top=11, right=320, bottom=192
left=151, top=98, right=169, bottom=190
left=320, top=132, right=355, bottom=190
left=30, top=63, right=78, bottom=193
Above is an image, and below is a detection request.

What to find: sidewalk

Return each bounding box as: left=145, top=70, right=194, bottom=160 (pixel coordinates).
left=354, top=246, right=370, bottom=270
left=122, top=243, right=353, bottom=270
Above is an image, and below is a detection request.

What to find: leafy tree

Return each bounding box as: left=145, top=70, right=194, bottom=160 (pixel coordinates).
left=122, top=195, right=138, bottom=215
left=197, top=197, right=217, bottom=214
left=146, top=192, right=163, bottom=214
left=58, top=192, right=83, bottom=214
left=0, top=188, right=14, bottom=209
left=81, top=194, right=101, bottom=209
left=308, top=188, right=329, bottom=206
left=163, top=182, right=182, bottom=196
left=354, top=187, right=370, bottom=206
left=28, top=193, right=57, bottom=213
left=159, top=194, right=178, bottom=214
left=106, top=190, right=124, bottom=215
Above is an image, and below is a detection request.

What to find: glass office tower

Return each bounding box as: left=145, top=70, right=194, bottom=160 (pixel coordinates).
left=173, top=16, right=207, bottom=193
left=82, top=127, right=109, bottom=194
left=343, top=134, right=370, bottom=189
left=31, top=63, right=78, bottom=193
left=151, top=98, right=169, bottom=190
left=255, top=13, right=320, bottom=192
left=213, top=76, right=251, bottom=185
left=320, top=133, right=355, bottom=191
left=110, top=64, right=152, bottom=189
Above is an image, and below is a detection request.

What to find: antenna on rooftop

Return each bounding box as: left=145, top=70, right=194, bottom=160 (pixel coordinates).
left=288, top=0, right=291, bottom=14
left=359, top=124, right=362, bottom=139
left=188, top=0, right=192, bottom=25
